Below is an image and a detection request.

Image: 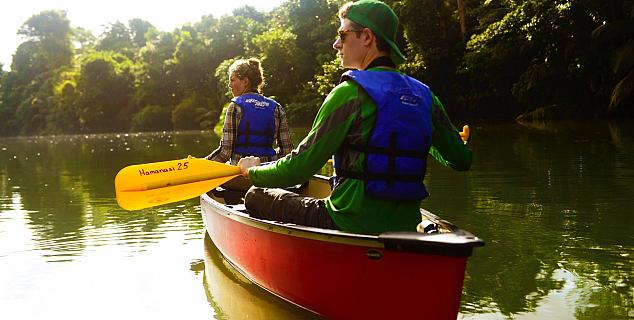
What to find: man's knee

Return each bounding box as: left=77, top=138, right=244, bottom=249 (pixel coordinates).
left=245, top=187, right=293, bottom=220
left=244, top=186, right=269, bottom=215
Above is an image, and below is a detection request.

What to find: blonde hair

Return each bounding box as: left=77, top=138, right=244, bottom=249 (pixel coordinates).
left=228, top=58, right=265, bottom=93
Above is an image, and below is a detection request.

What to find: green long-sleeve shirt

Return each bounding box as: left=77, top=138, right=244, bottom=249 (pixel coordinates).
left=249, top=68, right=472, bottom=234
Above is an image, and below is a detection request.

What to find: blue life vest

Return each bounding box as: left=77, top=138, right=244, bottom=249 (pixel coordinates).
left=335, top=70, right=433, bottom=200
left=232, top=93, right=277, bottom=157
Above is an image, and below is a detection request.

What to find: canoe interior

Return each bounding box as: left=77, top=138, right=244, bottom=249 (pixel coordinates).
left=205, top=175, right=484, bottom=257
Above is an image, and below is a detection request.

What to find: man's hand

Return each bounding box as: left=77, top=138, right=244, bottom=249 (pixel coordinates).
left=237, top=156, right=261, bottom=178
left=459, top=125, right=470, bottom=143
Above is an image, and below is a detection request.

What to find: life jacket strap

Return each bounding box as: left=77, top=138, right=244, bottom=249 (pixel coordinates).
left=336, top=169, right=425, bottom=182
left=344, top=143, right=428, bottom=158
left=235, top=122, right=274, bottom=147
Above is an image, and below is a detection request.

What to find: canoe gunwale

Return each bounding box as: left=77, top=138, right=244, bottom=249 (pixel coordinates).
left=202, top=193, right=381, bottom=248
left=201, top=191, right=484, bottom=257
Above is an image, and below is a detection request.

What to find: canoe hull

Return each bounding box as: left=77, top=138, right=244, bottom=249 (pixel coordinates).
left=201, top=177, right=482, bottom=319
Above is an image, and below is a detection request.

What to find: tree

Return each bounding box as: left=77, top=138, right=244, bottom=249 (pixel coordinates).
left=131, top=105, right=172, bottom=132
left=72, top=27, right=97, bottom=57
left=252, top=27, right=304, bottom=105
left=97, top=22, right=135, bottom=58
left=460, top=0, right=606, bottom=119
left=167, top=29, right=213, bottom=99
left=268, top=0, right=339, bottom=123
left=272, top=0, right=339, bottom=67
left=134, top=32, right=179, bottom=109
left=17, top=10, right=73, bottom=71
left=46, top=80, right=79, bottom=134
left=395, top=0, right=464, bottom=102
left=76, top=53, right=134, bottom=133
left=191, top=10, right=267, bottom=126
left=128, top=18, right=155, bottom=48
left=233, top=5, right=266, bottom=23
left=286, top=57, right=342, bottom=125
left=0, top=10, right=74, bottom=136
left=172, top=92, right=213, bottom=130
left=457, top=0, right=467, bottom=41
left=588, top=1, right=634, bottom=115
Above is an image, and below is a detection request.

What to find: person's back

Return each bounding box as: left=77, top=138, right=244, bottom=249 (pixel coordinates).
left=243, top=68, right=470, bottom=234
left=335, top=69, right=434, bottom=201
left=206, top=58, right=293, bottom=165
left=238, top=0, right=471, bottom=235
left=327, top=68, right=436, bottom=233
left=232, top=93, right=278, bottom=158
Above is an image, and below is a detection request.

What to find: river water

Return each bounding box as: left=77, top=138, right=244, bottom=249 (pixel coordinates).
left=0, top=121, right=632, bottom=319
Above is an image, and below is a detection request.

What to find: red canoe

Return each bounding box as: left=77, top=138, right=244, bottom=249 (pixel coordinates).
left=201, top=175, right=484, bottom=320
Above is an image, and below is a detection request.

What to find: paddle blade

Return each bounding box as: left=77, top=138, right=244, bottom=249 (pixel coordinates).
left=116, top=175, right=238, bottom=210
left=115, top=158, right=241, bottom=210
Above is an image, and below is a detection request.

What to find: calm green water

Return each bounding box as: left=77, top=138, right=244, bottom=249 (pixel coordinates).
left=1, top=122, right=632, bottom=319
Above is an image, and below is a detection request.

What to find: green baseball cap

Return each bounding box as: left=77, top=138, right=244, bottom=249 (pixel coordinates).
left=345, top=0, right=406, bottom=65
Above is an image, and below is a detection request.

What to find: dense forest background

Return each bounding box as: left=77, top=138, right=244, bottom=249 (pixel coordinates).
left=0, top=0, right=632, bottom=137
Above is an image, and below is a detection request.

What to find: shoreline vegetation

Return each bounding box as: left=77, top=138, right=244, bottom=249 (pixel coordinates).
left=1, top=0, right=632, bottom=138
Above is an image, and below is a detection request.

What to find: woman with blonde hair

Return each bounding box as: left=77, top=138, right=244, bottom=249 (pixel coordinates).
left=206, top=58, right=293, bottom=165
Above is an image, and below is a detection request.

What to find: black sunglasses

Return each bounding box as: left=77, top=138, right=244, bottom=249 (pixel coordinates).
left=336, top=29, right=364, bottom=42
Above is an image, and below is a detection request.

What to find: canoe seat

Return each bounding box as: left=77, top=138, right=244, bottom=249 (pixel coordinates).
left=416, top=219, right=439, bottom=234
left=226, top=203, right=248, bottom=213
left=284, top=181, right=309, bottom=194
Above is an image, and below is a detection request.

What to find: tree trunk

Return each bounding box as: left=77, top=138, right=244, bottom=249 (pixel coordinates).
left=456, top=0, right=467, bottom=41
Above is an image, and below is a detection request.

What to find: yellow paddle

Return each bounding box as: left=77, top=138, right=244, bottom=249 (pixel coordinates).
left=115, top=157, right=242, bottom=210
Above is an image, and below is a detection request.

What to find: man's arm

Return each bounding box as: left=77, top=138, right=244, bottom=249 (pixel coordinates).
left=249, top=82, right=360, bottom=187
left=428, top=94, right=472, bottom=171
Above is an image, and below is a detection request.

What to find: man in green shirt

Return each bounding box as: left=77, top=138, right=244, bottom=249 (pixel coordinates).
left=238, top=0, right=472, bottom=235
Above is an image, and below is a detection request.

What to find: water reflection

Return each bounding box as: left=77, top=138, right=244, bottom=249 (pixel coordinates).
left=0, top=124, right=632, bottom=319
left=201, top=234, right=323, bottom=319
left=0, top=131, right=214, bottom=262
left=424, top=121, right=634, bottom=319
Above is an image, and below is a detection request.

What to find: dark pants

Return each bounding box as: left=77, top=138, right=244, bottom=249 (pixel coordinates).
left=244, top=186, right=338, bottom=230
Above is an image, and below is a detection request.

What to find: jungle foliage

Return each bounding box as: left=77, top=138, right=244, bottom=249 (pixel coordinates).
left=0, top=0, right=632, bottom=136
